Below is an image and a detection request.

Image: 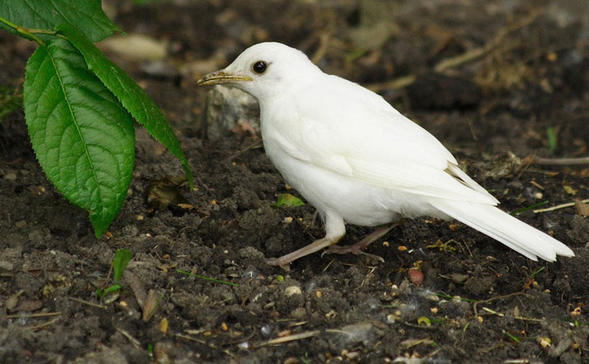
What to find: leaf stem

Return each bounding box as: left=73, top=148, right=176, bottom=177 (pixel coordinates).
left=0, top=15, right=57, bottom=46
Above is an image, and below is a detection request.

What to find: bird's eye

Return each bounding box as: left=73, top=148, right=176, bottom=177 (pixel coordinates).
left=252, top=61, right=267, bottom=74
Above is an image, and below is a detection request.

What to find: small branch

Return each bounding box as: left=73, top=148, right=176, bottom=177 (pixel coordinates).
left=176, top=333, right=235, bottom=357
left=259, top=330, right=320, bottom=346
left=68, top=296, right=107, bottom=309
left=116, top=327, right=142, bottom=349
left=6, top=311, right=61, bottom=319
left=531, top=156, right=589, bottom=166
left=26, top=317, right=60, bottom=331
left=534, top=198, right=589, bottom=213
left=367, top=9, right=541, bottom=92
left=366, top=74, right=416, bottom=92
left=514, top=315, right=544, bottom=323
left=311, top=33, right=330, bottom=64
left=473, top=292, right=529, bottom=317
left=434, top=9, right=541, bottom=73
left=223, top=140, right=262, bottom=162
left=481, top=307, right=504, bottom=317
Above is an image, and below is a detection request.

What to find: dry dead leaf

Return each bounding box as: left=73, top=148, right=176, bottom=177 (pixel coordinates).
left=563, top=185, right=578, bottom=195
left=574, top=199, right=589, bottom=217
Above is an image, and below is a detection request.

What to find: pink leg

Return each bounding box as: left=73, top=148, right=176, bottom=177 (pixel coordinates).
left=266, top=211, right=345, bottom=269
left=323, top=223, right=396, bottom=261
left=266, top=236, right=342, bottom=270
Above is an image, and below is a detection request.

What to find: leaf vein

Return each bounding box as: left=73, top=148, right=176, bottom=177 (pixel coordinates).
left=47, top=41, right=103, bottom=209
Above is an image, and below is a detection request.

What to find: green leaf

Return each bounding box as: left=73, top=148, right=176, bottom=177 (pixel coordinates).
left=510, top=200, right=548, bottom=215
left=275, top=193, right=305, bottom=207
left=57, top=23, right=193, bottom=186
left=0, top=0, right=118, bottom=42
left=24, top=39, right=135, bottom=237
left=102, top=284, right=123, bottom=296
left=113, top=248, right=132, bottom=282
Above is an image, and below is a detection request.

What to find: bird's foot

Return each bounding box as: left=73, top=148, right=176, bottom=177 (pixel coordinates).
left=265, top=257, right=291, bottom=271
left=322, top=245, right=385, bottom=262
left=265, top=236, right=340, bottom=269
left=322, top=223, right=396, bottom=262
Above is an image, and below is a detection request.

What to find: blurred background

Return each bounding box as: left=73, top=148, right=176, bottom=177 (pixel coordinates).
left=112, top=0, right=586, bottom=157
left=2, top=0, right=587, bottom=158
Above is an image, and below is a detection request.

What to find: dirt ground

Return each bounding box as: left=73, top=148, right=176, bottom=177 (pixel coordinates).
left=1, top=0, right=588, bottom=362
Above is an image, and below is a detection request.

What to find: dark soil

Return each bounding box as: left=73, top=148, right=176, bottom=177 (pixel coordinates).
left=1, top=0, right=588, bottom=362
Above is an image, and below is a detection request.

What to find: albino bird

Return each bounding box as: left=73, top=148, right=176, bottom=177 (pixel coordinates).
left=198, top=42, right=574, bottom=268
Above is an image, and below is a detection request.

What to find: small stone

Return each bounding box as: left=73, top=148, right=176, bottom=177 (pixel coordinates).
left=4, top=172, right=17, bottom=181
left=28, top=230, right=44, bottom=244
left=203, top=85, right=260, bottom=139
left=408, top=268, right=424, bottom=285
left=450, top=273, right=469, bottom=283
left=284, top=286, right=302, bottom=297
left=290, top=307, right=306, bottom=320
left=537, top=337, right=552, bottom=348
left=0, top=261, right=14, bottom=271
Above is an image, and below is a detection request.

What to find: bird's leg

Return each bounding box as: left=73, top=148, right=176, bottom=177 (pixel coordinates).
left=323, top=223, right=396, bottom=261
left=266, top=212, right=345, bottom=269
left=266, top=236, right=342, bottom=269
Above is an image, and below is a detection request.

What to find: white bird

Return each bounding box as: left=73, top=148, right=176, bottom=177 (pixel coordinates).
left=197, top=42, right=574, bottom=268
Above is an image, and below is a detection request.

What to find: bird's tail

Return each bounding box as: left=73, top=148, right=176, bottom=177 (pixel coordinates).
left=430, top=199, right=574, bottom=261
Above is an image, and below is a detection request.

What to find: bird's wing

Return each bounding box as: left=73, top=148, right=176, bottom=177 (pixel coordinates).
left=277, top=75, right=497, bottom=205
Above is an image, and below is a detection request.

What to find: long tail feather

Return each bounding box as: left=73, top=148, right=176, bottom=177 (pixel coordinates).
left=430, top=199, right=574, bottom=261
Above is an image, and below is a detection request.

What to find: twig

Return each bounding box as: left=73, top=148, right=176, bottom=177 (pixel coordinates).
left=366, top=75, right=415, bottom=93
left=311, top=33, right=330, bottom=64
left=481, top=307, right=504, bottom=317
left=175, top=333, right=235, bottom=357
left=26, top=317, right=60, bottom=331
left=259, top=330, right=320, bottom=346
left=223, top=140, right=262, bottom=162
left=473, top=292, right=530, bottom=317
left=68, top=296, right=107, bottom=310
left=434, top=9, right=541, bottom=72
left=534, top=198, right=589, bottom=213
left=116, top=327, right=141, bottom=349
left=367, top=9, right=541, bottom=92
left=514, top=316, right=544, bottom=323
left=424, top=348, right=442, bottom=359
left=531, top=156, right=589, bottom=166
left=6, top=311, right=61, bottom=319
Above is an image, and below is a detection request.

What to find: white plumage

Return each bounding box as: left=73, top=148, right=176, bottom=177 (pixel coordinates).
left=198, top=42, right=574, bottom=267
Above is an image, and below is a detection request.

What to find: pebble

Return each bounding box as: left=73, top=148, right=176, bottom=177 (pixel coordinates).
left=284, top=286, right=302, bottom=297
left=0, top=260, right=14, bottom=270
left=408, top=268, right=424, bottom=285
left=203, top=85, right=259, bottom=139
left=4, top=172, right=17, bottom=181
left=290, top=307, right=306, bottom=320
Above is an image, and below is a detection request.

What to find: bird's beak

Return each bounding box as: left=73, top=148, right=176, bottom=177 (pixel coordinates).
left=197, top=70, right=253, bottom=86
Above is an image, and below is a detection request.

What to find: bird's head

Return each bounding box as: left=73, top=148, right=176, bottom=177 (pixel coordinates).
left=197, top=42, right=320, bottom=101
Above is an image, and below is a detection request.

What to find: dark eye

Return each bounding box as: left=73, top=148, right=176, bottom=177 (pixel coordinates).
left=252, top=61, right=267, bottom=74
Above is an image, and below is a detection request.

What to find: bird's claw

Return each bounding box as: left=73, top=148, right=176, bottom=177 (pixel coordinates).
left=265, top=258, right=291, bottom=271
left=322, top=245, right=385, bottom=263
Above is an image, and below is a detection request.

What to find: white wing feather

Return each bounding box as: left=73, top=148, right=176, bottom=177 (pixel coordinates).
left=269, top=74, right=497, bottom=205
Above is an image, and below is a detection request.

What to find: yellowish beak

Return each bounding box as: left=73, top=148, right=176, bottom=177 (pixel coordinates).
left=197, top=71, right=253, bottom=86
